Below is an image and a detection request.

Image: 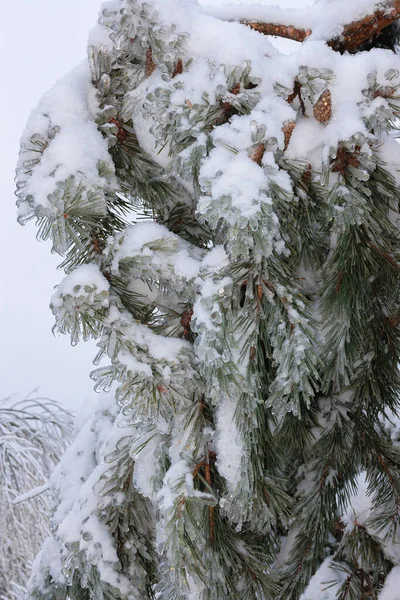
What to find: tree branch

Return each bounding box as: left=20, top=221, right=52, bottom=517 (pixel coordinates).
left=329, top=2, right=400, bottom=52
left=243, top=22, right=311, bottom=43
left=242, top=1, right=400, bottom=53
left=12, top=482, right=49, bottom=505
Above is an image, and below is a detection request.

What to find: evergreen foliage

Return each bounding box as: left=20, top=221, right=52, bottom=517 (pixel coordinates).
left=15, top=0, right=400, bottom=598
left=0, top=395, right=72, bottom=599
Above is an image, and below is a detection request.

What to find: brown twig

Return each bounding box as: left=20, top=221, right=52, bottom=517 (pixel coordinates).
left=177, top=497, right=186, bottom=517
left=191, top=446, right=216, bottom=542
left=205, top=454, right=215, bottom=543
left=243, top=21, right=311, bottom=43
left=319, top=457, right=332, bottom=490
left=377, top=453, right=396, bottom=485
left=192, top=460, right=206, bottom=479
left=286, top=80, right=306, bottom=115
left=368, top=241, right=399, bottom=269
left=92, top=238, right=102, bottom=255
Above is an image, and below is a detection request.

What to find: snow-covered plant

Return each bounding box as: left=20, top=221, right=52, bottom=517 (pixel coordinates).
left=0, top=395, right=72, bottom=600
left=15, top=0, right=400, bottom=598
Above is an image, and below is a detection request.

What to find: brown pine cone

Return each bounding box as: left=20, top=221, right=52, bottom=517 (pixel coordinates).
left=145, top=47, right=156, bottom=77
left=180, top=309, right=194, bottom=330
left=250, top=144, right=265, bottom=165
left=313, top=89, right=332, bottom=123
left=282, top=120, right=296, bottom=150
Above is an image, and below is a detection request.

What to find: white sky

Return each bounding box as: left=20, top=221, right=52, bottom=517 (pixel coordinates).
left=0, top=0, right=311, bottom=410
left=0, top=0, right=102, bottom=409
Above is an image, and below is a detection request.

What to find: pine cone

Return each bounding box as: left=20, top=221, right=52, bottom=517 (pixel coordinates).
left=180, top=309, right=194, bottom=330
left=230, top=82, right=241, bottom=95
left=313, top=89, right=332, bottom=123
left=172, top=58, right=183, bottom=78
left=282, top=120, right=296, bottom=150
left=145, top=47, right=156, bottom=77
left=373, top=86, right=395, bottom=99
left=331, top=145, right=360, bottom=174
left=250, top=144, right=265, bottom=165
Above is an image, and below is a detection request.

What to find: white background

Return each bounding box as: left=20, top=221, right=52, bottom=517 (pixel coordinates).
left=0, top=0, right=311, bottom=410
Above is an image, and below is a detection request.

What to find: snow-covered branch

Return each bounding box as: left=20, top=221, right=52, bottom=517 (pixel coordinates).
left=0, top=395, right=73, bottom=599
left=203, top=0, right=400, bottom=52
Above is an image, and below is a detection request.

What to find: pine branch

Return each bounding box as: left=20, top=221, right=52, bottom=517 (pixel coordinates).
left=243, top=22, right=311, bottom=43
left=329, top=2, right=400, bottom=52
left=240, top=2, right=400, bottom=53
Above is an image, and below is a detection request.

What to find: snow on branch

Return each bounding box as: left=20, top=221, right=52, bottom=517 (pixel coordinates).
left=12, top=482, right=50, bottom=505
left=203, top=0, right=400, bottom=52
left=329, top=1, right=400, bottom=51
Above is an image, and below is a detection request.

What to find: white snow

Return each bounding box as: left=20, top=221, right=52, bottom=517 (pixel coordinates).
left=132, top=430, right=161, bottom=499
left=202, top=0, right=386, bottom=43
left=299, top=558, right=347, bottom=599
left=51, top=263, right=110, bottom=305
left=215, top=396, right=244, bottom=489
left=342, top=472, right=372, bottom=532
left=380, top=567, right=400, bottom=600
left=200, top=245, right=230, bottom=272
left=17, top=62, right=115, bottom=213
left=129, top=321, right=191, bottom=363
left=109, top=221, right=203, bottom=283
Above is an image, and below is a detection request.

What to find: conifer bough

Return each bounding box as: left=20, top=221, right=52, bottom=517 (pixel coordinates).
left=15, top=0, right=400, bottom=598
left=237, top=0, right=400, bottom=52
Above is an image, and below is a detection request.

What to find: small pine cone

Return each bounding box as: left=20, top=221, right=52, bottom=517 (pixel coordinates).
left=373, top=86, right=395, bottom=99
left=180, top=308, right=194, bottom=330
left=145, top=47, right=156, bottom=77
left=301, top=163, right=312, bottom=185
left=282, top=120, right=296, bottom=150
left=172, top=58, right=183, bottom=78
left=221, top=101, right=232, bottom=113
left=250, top=144, right=265, bottom=165
left=331, top=145, right=360, bottom=174
left=230, top=82, right=241, bottom=95
left=313, top=89, right=332, bottom=124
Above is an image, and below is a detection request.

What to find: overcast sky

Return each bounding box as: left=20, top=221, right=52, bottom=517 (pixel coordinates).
left=0, top=0, right=311, bottom=410
left=0, top=0, right=102, bottom=409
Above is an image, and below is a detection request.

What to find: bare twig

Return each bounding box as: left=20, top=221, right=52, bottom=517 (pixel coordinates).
left=243, top=22, right=311, bottom=43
